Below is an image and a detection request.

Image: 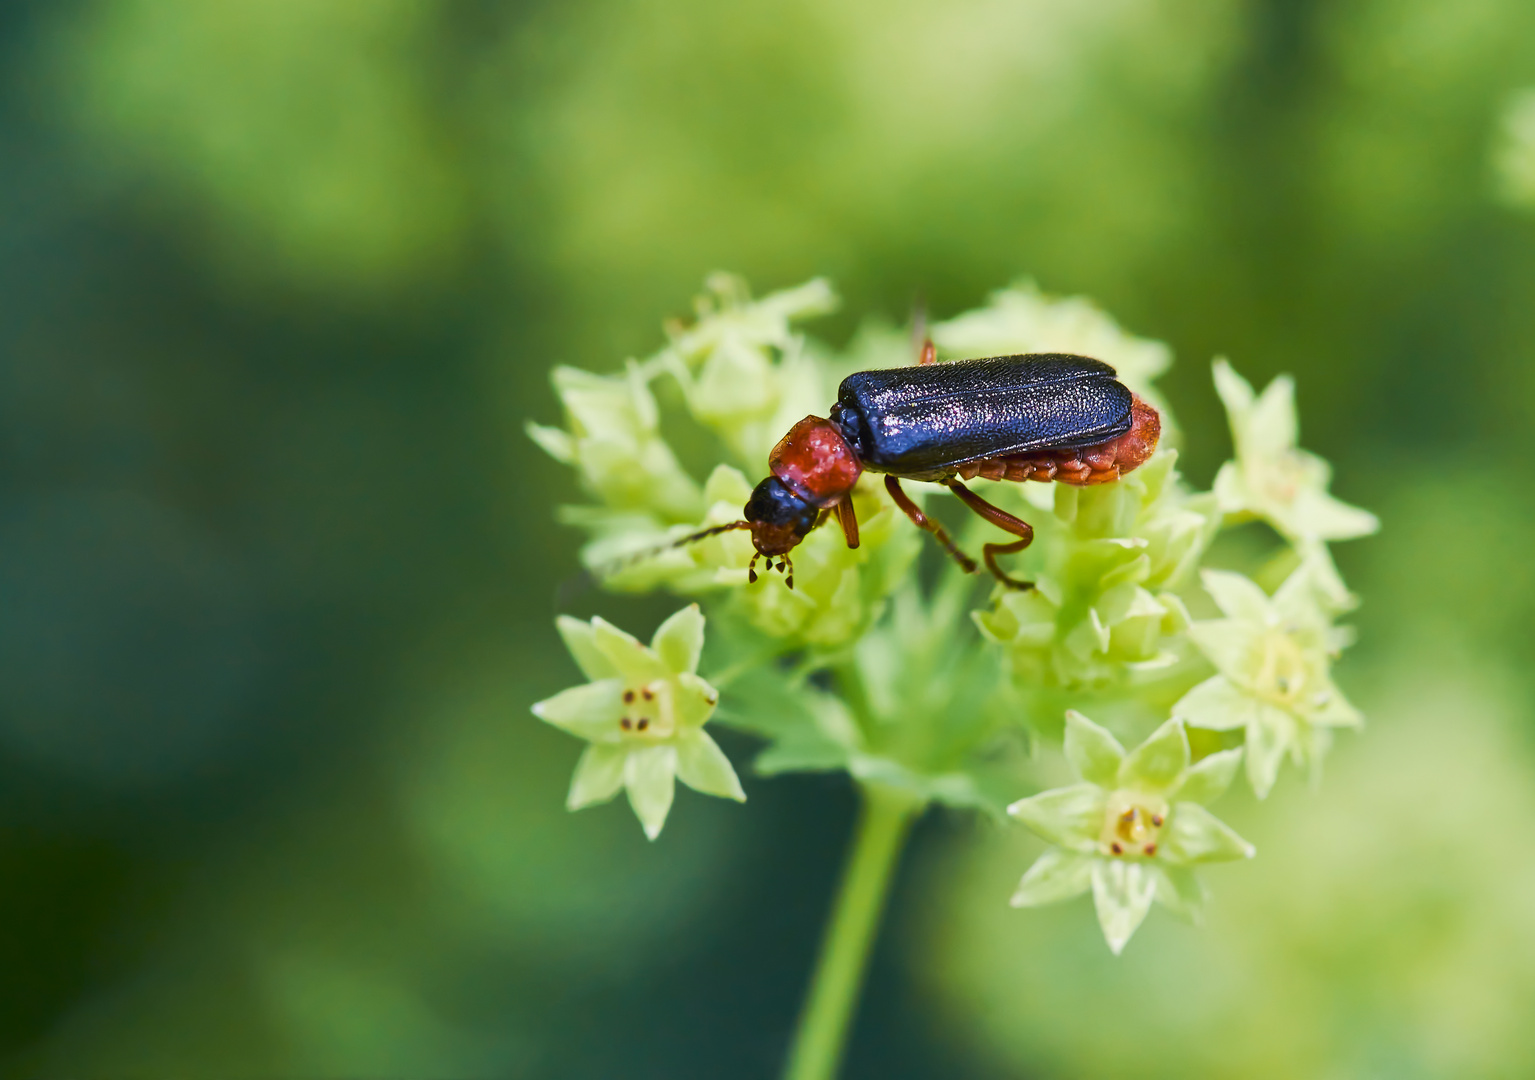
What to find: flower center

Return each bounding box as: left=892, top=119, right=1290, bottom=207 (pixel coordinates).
left=617, top=679, right=676, bottom=739
left=1254, top=630, right=1308, bottom=707
left=1099, top=790, right=1168, bottom=858
left=1256, top=451, right=1307, bottom=503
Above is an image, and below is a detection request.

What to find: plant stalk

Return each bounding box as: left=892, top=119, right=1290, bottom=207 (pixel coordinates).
left=782, top=782, right=920, bottom=1080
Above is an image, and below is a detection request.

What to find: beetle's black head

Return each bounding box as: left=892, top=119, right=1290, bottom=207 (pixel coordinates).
left=744, top=476, right=819, bottom=558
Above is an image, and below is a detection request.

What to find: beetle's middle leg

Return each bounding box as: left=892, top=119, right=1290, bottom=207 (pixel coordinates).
left=884, top=476, right=977, bottom=575
left=943, top=479, right=1035, bottom=591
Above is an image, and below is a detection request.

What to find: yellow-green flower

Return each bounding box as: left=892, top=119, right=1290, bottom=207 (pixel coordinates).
left=1008, top=712, right=1252, bottom=954
left=659, top=274, right=838, bottom=463
left=1211, top=359, right=1378, bottom=544
left=532, top=604, right=743, bottom=839
left=527, top=362, right=702, bottom=522
left=1173, top=565, right=1362, bottom=798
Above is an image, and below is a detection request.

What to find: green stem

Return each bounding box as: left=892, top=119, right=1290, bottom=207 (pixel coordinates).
left=783, top=782, right=920, bottom=1080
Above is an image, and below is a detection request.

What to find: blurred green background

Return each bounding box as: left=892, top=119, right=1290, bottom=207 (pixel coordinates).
left=2, top=0, right=1534, bottom=1075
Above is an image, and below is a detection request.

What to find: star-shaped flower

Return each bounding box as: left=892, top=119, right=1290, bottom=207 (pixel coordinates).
left=1008, top=712, right=1253, bottom=954
left=1173, top=565, right=1362, bottom=798
left=532, top=604, right=744, bottom=839
left=1211, top=359, right=1378, bottom=544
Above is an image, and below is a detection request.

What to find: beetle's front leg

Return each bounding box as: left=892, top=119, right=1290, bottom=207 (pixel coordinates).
left=943, top=479, right=1035, bottom=591
left=884, top=476, right=978, bottom=574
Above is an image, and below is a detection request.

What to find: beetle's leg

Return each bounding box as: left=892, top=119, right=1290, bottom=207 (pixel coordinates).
left=832, top=497, right=860, bottom=548
left=943, top=479, right=1036, bottom=591
left=884, top=476, right=977, bottom=574
left=917, top=338, right=937, bottom=366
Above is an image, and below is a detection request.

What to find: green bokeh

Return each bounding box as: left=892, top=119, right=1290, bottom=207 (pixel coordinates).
left=1, top=0, right=1533, bottom=1075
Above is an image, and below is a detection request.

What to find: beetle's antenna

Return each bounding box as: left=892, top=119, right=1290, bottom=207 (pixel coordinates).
left=782, top=555, right=794, bottom=590
left=592, top=520, right=751, bottom=583
left=671, top=520, right=752, bottom=548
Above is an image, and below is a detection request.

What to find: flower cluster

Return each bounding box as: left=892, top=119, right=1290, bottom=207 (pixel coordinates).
left=529, top=274, right=1376, bottom=951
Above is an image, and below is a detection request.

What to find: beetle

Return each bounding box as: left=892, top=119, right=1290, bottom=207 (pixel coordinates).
left=677, top=341, right=1161, bottom=590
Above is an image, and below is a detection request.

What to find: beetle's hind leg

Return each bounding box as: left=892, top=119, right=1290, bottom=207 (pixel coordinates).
left=943, top=479, right=1036, bottom=591
left=884, top=476, right=978, bottom=575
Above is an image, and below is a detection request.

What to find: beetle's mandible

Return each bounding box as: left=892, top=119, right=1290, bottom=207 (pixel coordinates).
left=678, top=341, right=1160, bottom=590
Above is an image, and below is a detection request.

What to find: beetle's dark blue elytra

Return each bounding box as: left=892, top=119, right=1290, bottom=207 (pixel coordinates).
left=830, top=354, right=1134, bottom=479
left=663, top=346, right=1160, bottom=592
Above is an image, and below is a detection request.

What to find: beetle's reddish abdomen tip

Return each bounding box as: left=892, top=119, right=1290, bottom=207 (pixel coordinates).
left=1114, top=396, right=1160, bottom=476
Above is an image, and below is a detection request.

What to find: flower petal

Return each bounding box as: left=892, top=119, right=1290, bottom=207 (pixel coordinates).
left=1245, top=373, right=1298, bottom=459
left=532, top=680, right=624, bottom=742
left=592, top=616, right=669, bottom=684
left=1200, top=569, right=1273, bottom=623
left=1309, top=684, right=1364, bottom=729
left=674, top=729, right=745, bottom=801
left=1172, top=747, right=1244, bottom=806
left=624, top=745, right=678, bottom=840
left=1010, top=849, right=1095, bottom=907
left=556, top=616, right=619, bottom=681
left=1152, top=864, right=1208, bottom=923
left=526, top=421, right=575, bottom=464
left=1187, top=620, right=1261, bottom=680
left=673, top=671, right=721, bottom=730
left=1063, top=710, right=1125, bottom=787
left=651, top=603, right=706, bottom=676
left=1007, top=784, right=1106, bottom=851
left=1091, top=859, right=1157, bottom=955
left=1212, top=358, right=1255, bottom=419
left=1246, top=705, right=1295, bottom=799
left=1173, top=675, right=1257, bottom=733
left=1162, top=802, right=1255, bottom=864
left=567, top=743, right=629, bottom=809
left=1289, top=487, right=1380, bottom=542
left=1118, top=718, right=1190, bottom=794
